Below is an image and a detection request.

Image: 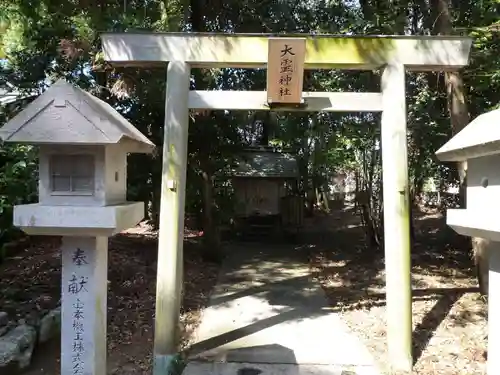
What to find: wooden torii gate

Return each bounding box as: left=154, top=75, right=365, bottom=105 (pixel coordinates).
left=100, top=32, right=472, bottom=374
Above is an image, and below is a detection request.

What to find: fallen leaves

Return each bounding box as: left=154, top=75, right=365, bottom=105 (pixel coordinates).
left=310, top=208, right=487, bottom=375
left=0, top=226, right=220, bottom=375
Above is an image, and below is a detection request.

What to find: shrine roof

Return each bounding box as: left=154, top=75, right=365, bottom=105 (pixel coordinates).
left=232, top=148, right=298, bottom=178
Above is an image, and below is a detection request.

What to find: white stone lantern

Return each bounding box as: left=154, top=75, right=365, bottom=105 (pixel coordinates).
left=0, top=79, right=154, bottom=375
left=436, top=107, right=500, bottom=375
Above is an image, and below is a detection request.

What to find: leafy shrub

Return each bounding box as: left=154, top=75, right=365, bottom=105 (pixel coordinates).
left=0, top=142, right=38, bottom=259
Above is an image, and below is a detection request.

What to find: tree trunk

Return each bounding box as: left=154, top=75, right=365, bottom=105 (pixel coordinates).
left=189, top=2, right=223, bottom=260
left=356, top=189, right=380, bottom=250
left=433, top=0, right=489, bottom=295
left=473, top=237, right=491, bottom=295
left=321, top=185, right=331, bottom=211
left=150, top=173, right=161, bottom=229
left=201, top=168, right=222, bottom=262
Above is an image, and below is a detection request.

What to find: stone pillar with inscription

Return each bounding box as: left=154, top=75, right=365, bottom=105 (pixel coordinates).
left=62, top=237, right=108, bottom=375
left=0, top=79, right=155, bottom=375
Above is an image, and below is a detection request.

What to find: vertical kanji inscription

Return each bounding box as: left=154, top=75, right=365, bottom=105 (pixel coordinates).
left=266, top=38, right=306, bottom=104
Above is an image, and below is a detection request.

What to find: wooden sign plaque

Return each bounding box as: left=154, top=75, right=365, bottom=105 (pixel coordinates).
left=266, top=38, right=306, bottom=105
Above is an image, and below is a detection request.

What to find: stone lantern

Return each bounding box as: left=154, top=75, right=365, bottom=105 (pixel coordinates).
left=0, top=79, right=155, bottom=375
left=436, top=107, right=500, bottom=375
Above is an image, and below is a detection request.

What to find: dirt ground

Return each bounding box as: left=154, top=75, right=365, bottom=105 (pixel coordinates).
left=0, top=207, right=488, bottom=375
left=0, top=224, right=219, bottom=375
left=308, top=207, right=487, bottom=375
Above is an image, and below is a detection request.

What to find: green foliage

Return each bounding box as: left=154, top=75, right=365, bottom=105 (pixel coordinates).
left=0, top=0, right=499, bottom=251
left=0, top=142, right=37, bottom=245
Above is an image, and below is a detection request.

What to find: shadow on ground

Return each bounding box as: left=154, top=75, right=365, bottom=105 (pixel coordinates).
left=1, top=227, right=219, bottom=375
left=171, top=205, right=483, bottom=371
left=1, top=205, right=486, bottom=375
left=308, top=206, right=486, bottom=374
